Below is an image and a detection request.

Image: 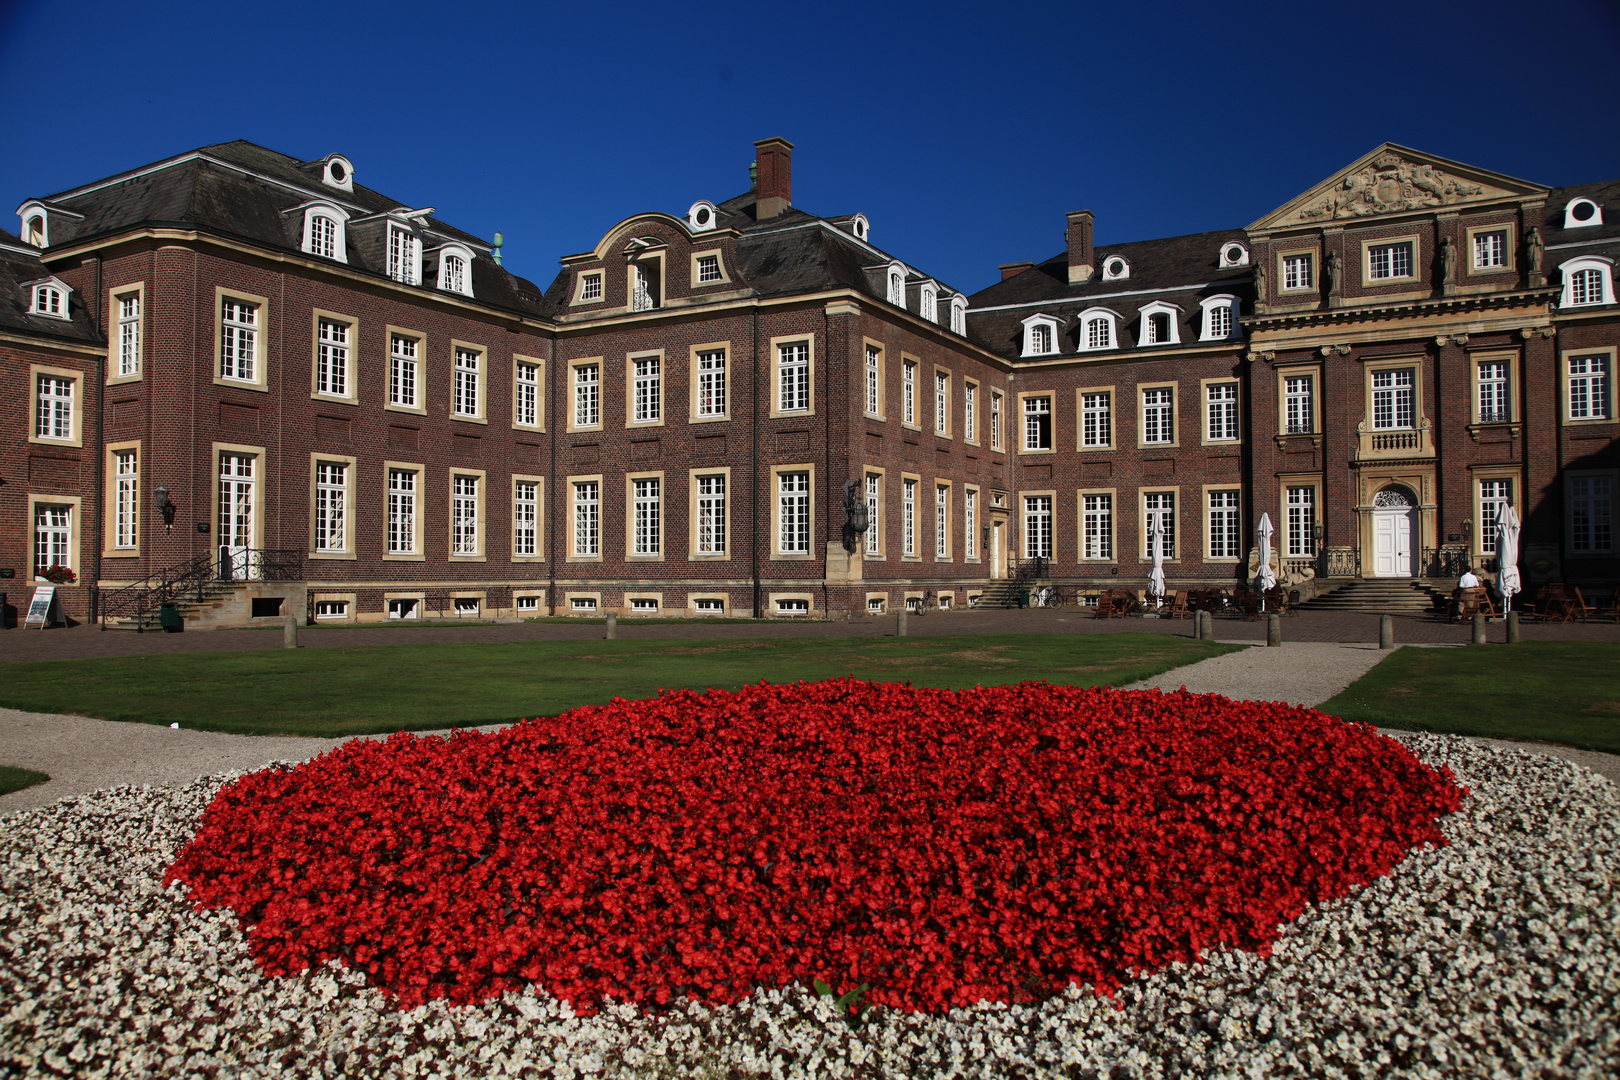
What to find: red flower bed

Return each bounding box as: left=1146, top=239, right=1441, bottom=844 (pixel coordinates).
left=166, top=681, right=1464, bottom=1014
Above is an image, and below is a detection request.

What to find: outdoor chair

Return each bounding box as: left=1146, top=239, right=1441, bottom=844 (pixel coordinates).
left=1241, top=593, right=1261, bottom=621
left=1450, top=587, right=1495, bottom=622
left=1166, top=591, right=1191, bottom=619
left=1569, top=587, right=1596, bottom=622
left=1287, top=589, right=1302, bottom=614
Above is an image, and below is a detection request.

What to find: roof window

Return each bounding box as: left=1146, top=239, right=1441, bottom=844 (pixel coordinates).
left=687, top=200, right=718, bottom=232
left=300, top=203, right=349, bottom=262
left=1199, top=295, right=1242, bottom=342
left=25, top=276, right=72, bottom=320
left=1220, top=242, right=1249, bottom=268
left=1101, top=255, right=1130, bottom=282
left=436, top=243, right=476, bottom=297
left=1563, top=198, right=1603, bottom=229
left=322, top=155, right=355, bottom=193
left=1020, top=313, right=1061, bottom=357
left=1138, top=300, right=1182, bottom=346
left=1076, top=307, right=1120, bottom=352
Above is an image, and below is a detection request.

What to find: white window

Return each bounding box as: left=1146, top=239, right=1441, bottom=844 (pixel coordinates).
left=1569, top=476, right=1613, bottom=553
left=116, top=293, right=141, bottom=377
left=515, top=595, right=540, bottom=612
left=865, top=345, right=881, bottom=416
left=113, top=450, right=138, bottom=549
left=1283, top=253, right=1313, bottom=291
left=452, top=599, right=479, bottom=616
left=964, top=384, right=977, bottom=442
left=633, top=477, right=661, bottom=555
left=1564, top=198, right=1604, bottom=229
left=1219, top=243, right=1249, bottom=268
left=314, top=600, right=349, bottom=619
left=387, top=469, right=417, bottom=554
left=1142, top=310, right=1176, bottom=346
left=35, top=373, right=74, bottom=440
left=1142, top=387, right=1175, bottom=445
left=697, top=349, right=726, bottom=417
left=778, top=471, right=810, bottom=554
left=314, top=462, right=347, bottom=552
left=887, top=268, right=905, bottom=305
left=574, top=363, right=600, bottom=427
left=1477, top=361, right=1509, bottom=423
left=1144, top=492, right=1175, bottom=559
left=438, top=246, right=473, bottom=296
left=868, top=597, right=886, bottom=614
left=571, top=597, right=598, bottom=612
left=1102, top=256, right=1130, bottom=281
left=390, top=335, right=418, bottom=408
left=1200, top=296, right=1239, bottom=342
left=453, top=349, right=480, bottom=417
left=1287, top=486, right=1316, bottom=557
left=1479, top=479, right=1511, bottom=556
left=630, top=598, right=659, bottom=613
left=776, top=598, right=810, bottom=615
left=1081, top=391, right=1111, bottom=448
left=633, top=355, right=661, bottom=423
left=902, top=360, right=916, bottom=425
left=574, top=481, right=599, bottom=556
left=30, top=284, right=66, bottom=318
left=1208, top=490, right=1241, bottom=559
left=990, top=392, right=1003, bottom=450
left=697, top=474, right=726, bottom=554
left=580, top=272, right=603, bottom=301
left=1083, top=494, right=1112, bottom=560
left=632, top=263, right=659, bottom=311
left=1084, top=316, right=1111, bottom=350
left=220, top=298, right=258, bottom=382
left=388, top=226, right=420, bottom=285
left=1568, top=355, right=1610, bottom=420
left=515, top=361, right=540, bottom=428
left=1024, top=395, right=1052, bottom=450
left=303, top=208, right=347, bottom=262
left=1368, top=241, right=1414, bottom=280
left=1206, top=382, right=1239, bottom=441
left=1372, top=369, right=1415, bottom=429
left=34, top=504, right=71, bottom=572
left=778, top=341, right=809, bottom=412
left=23, top=214, right=44, bottom=248
left=451, top=475, right=478, bottom=555
left=920, top=284, right=937, bottom=323
left=934, top=372, right=949, bottom=435
left=514, top=479, right=539, bottom=557
left=696, top=254, right=722, bottom=283
left=1030, top=322, right=1055, bottom=355
left=965, top=488, right=977, bottom=558
left=694, top=598, right=725, bottom=613
left=865, top=474, right=881, bottom=556
left=935, top=484, right=949, bottom=557
left=1561, top=259, right=1615, bottom=307
left=950, top=296, right=967, bottom=335
left=317, top=319, right=349, bottom=398
left=1024, top=495, right=1052, bottom=559
left=388, top=598, right=419, bottom=620
left=903, top=478, right=917, bottom=557
left=1285, top=375, right=1314, bottom=434
left=1473, top=230, right=1507, bottom=270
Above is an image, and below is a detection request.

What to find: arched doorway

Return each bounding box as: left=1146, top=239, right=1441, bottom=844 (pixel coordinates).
left=1370, top=485, right=1418, bottom=577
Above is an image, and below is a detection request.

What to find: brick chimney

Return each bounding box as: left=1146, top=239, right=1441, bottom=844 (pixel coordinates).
left=999, top=262, right=1036, bottom=282
left=1066, top=210, right=1095, bottom=283
left=754, top=137, right=794, bottom=220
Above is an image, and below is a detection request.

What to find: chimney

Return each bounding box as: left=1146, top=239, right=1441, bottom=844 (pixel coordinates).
left=999, top=262, right=1036, bottom=282
left=1066, top=210, right=1095, bottom=283
left=754, top=137, right=794, bottom=220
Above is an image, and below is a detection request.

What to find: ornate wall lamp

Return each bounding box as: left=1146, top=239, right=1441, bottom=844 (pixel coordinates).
left=154, top=486, right=178, bottom=532
left=841, top=480, right=870, bottom=553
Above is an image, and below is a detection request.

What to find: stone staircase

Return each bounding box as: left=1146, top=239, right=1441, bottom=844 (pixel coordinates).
left=1293, top=579, right=1445, bottom=614
left=101, top=577, right=249, bottom=631
left=971, top=580, right=1027, bottom=608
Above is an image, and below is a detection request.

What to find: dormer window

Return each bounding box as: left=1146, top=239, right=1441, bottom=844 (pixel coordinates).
left=23, top=214, right=45, bottom=247
left=950, top=295, right=967, bottom=335
left=687, top=200, right=718, bottom=232
left=1219, top=242, right=1249, bottom=268
left=27, top=278, right=70, bottom=320
left=886, top=264, right=906, bottom=306
left=851, top=214, right=870, bottom=241
left=300, top=204, right=349, bottom=262
left=1020, top=313, right=1060, bottom=357
left=1564, top=198, right=1603, bottom=229
left=576, top=271, right=603, bottom=303
left=436, top=244, right=475, bottom=297
left=387, top=224, right=421, bottom=285
left=1138, top=301, right=1182, bottom=346
left=1077, top=307, right=1119, bottom=352
left=1101, top=256, right=1130, bottom=281
left=919, top=283, right=937, bottom=323
left=320, top=155, right=354, bottom=192
left=1560, top=257, right=1616, bottom=308
left=1200, top=295, right=1242, bottom=342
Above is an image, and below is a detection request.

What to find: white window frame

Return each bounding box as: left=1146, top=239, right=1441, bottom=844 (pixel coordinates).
left=1077, top=308, right=1118, bottom=352
left=1559, top=257, right=1616, bottom=308
left=1021, top=313, right=1060, bottom=357
left=864, top=472, right=883, bottom=557
left=964, top=486, right=977, bottom=560
left=990, top=391, right=1003, bottom=451
left=573, top=361, right=601, bottom=429
left=1081, top=492, right=1113, bottom=561
left=1371, top=369, right=1416, bottom=430
left=886, top=264, right=906, bottom=306
left=1141, top=386, right=1176, bottom=446
left=776, top=340, right=811, bottom=414
left=865, top=344, right=882, bottom=417
left=902, top=359, right=917, bottom=426
left=1023, top=494, right=1053, bottom=560
left=301, top=205, right=349, bottom=262
left=387, top=223, right=422, bottom=286
left=1143, top=491, right=1176, bottom=560
left=114, top=289, right=142, bottom=379
left=1199, top=295, right=1241, bottom=342
left=572, top=479, right=601, bottom=558
left=1204, top=381, right=1240, bottom=443
left=218, top=294, right=262, bottom=386
left=450, top=473, right=482, bottom=558
left=919, top=283, right=938, bottom=323
left=513, top=477, right=541, bottom=559
left=902, top=478, right=918, bottom=558
left=1080, top=389, right=1112, bottom=449
left=1138, top=301, right=1181, bottom=346
left=631, top=475, right=662, bottom=557
left=950, top=296, right=967, bottom=335
left=33, top=370, right=76, bottom=443
left=1563, top=198, right=1604, bottom=229
left=934, top=370, right=950, bottom=436
left=1476, top=358, right=1510, bottom=424
left=111, top=447, right=139, bottom=551
left=514, top=358, right=542, bottom=430
left=1282, top=253, right=1314, bottom=292
left=963, top=381, right=977, bottom=444
left=1366, top=239, right=1416, bottom=282
left=1284, top=374, right=1315, bottom=434
left=33, top=502, right=73, bottom=575
left=695, top=253, right=722, bottom=284
left=313, top=460, right=349, bottom=554
left=695, top=346, right=727, bottom=420
left=28, top=279, right=69, bottom=320
left=388, top=332, right=421, bottom=411
left=1472, top=229, right=1507, bottom=271
left=1023, top=394, right=1053, bottom=451
left=694, top=472, right=727, bottom=556
left=1286, top=485, right=1317, bottom=557
left=1478, top=478, right=1512, bottom=556
left=315, top=317, right=351, bottom=400
left=577, top=271, right=604, bottom=303
left=1566, top=354, right=1611, bottom=421
left=386, top=467, right=420, bottom=556
left=1206, top=489, right=1241, bottom=560
left=935, top=483, right=950, bottom=558
left=436, top=244, right=475, bottom=297
left=631, top=353, right=662, bottom=425
left=776, top=469, right=812, bottom=556
left=452, top=346, right=484, bottom=420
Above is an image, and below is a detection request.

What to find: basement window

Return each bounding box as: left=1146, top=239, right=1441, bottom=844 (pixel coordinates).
left=515, top=595, right=540, bottom=612
left=694, top=598, right=725, bottom=613
left=388, top=598, right=419, bottom=620
left=630, top=598, right=659, bottom=612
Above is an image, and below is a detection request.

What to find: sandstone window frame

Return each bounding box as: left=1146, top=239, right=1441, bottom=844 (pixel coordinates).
left=447, top=468, right=487, bottom=562
left=863, top=339, right=885, bottom=420
left=771, top=335, right=815, bottom=418
left=512, top=474, right=545, bottom=562
left=568, top=357, right=605, bottom=432
left=1276, top=247, right=1319, bottom=295
left=103, top=440, right=142, bottom=558
left=771, top=464, right=815, bottom=560
left=1278, top=364, right=1322, bottom=435
left=1078, top=488, right=1116, bottom=562
left=1204, top=485, right=1243, bottom=562
left=1140, top=487, right=1179, bottom=562
left=213, top=286, right=269, bottom=393
left=690, top=249, right=730, bottom=288
left=1201, top=378, right=1241, bottom=445
left=689, top=467, right=732, bottom=561
left=1469, top=349, right=1517, bottom=426
left=29, top=364, right=83, bottom=447
left=625, top=470, right=665, bottom=561
left=1361, top=234, right=1421, bottom=285
left=1138, top=381, right=1179, bottom=449
left=385, top=327, right=427, bottom=415
left=383, top=461, right=425, bottom=561
left=626, top=348, right=666, bottom=429
left=450, top=341, right=489, bottom=424
left=108, top=282, right=145, bottom=384
left=1562, top=346, right=1614, bottom=424
left=310, top=309, right=359, bottom=405
left=513, top=355, right=545, bottom=432
left=1077, top=385, right=1114, bottom=451
left=1465, top=222, right=1515, bottom=276
left=690, top=341, right=731, bottom=424
left=308, top=452, right=359, bottom=560
left=568, top=474, right=604, bottom=562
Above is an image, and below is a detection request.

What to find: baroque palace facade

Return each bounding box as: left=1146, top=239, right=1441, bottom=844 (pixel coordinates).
left=2, top=138, right=1615, bottom=625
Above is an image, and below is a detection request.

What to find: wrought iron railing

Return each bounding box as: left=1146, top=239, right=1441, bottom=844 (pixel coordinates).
left=1323, top=546, right=1359, bottom=578
left=1478, top=409, right=1509, bottom=425
left=100, top=549, right=305, bottom=630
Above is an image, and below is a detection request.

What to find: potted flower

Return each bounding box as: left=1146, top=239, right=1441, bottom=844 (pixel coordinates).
left=35, top=564, right=76, bottom=585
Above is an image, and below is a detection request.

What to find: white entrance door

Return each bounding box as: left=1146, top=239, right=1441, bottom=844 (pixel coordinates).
left=218, top=453, right=256, bottom=580
left=1371, top=508, right=1414, bottom=577
left=991, top=522, right=1003, bottom=578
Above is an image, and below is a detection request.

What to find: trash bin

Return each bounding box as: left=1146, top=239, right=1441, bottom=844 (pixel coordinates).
left=159, top=601, right=183, bottom=633
left=1018, top=589, right=1030, bottom=608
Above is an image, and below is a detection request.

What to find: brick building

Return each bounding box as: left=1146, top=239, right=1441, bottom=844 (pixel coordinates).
left=4, top=139, right=1614, bottom=627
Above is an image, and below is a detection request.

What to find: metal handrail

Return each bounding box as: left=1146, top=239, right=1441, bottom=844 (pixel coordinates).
left=100, top=549, right=305, bottom=630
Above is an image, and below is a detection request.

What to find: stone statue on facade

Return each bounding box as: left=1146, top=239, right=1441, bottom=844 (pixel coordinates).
left=1440, top=236, right=1457, bottom=295
left=1252, top=258, right=1267, bottom=312
left=1324, top=251, right=1342, bottom=307
left=1526, top=225, right=1546, bottom=286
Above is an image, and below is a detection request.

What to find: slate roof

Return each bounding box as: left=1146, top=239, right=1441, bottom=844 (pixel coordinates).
left=0, top=228, right=101, bottom=343
left=1545, top=179, right=1620, bottom=249
left=27, top=141, right=552, bottom=318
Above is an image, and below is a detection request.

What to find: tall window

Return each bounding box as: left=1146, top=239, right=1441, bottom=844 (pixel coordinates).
left=308, top=215, right=337, bottom=259
left=388, top=227, right=419, bottom=284
left=1083, top=494, right=1112, bottom=560
left=778, top=472, right=810, bottom=554
left=1145, top=312, right=1172, bottom=345
left=387, top=469, right=417, bottom=554
left=698, top=349, right=726, bottom=417
left=390, top=335, right=418, bottom=408
left=515, top=361, right=540, bottom=427
left=902, top=360, right=916, bottom=425
left=863, top=474, right=882, bottom=556
left=697, top=474, right=726, bottom=554
left=1473, top=230, right=1507, bottom=269
left=573, top=481, right=599, bottom=556
left=314, top=462, right=347, bottom=552
left=1283, top=253, right=1313, bottom=290
left=1368, top=241, right=1414, bottom=280
left=1285, top=375, right=1314, bottom=434
left=1569, top=267, right=1605, bottom=306
left=934, top=372, right=949, bottom=435
left=35, top=374, right=73, bottom=440
left=441, top=253, right=466, bottom=294
left=220, top=298, right=258, bottom=382
left=633, top=477, right=661, bottom=555
left=990, top=392, right=1003, bottom=450
left=1371, top=369, right=1415, bottom=429
left=34, top=504, right=71, bottom=573
left=453, top=349, right=480, bottom=417
left=1024, top=495, right=1052, bottom=559
left=1142, top=387, right=1174, bottom=445
left=1085, top=317, right=1110, bottom=350
left=317, top=320, right=349, bottom=398
left=965, top=488, right=977, bottom=558
left=1031, top=323, right=1055, bottom=354
left=574, top=363, right=600, bottom=427
left=1206, top=304, right=1232, bottom=340
left=114, top=450, right=139, bottom=549
left=1024, top=395, right=1052, bottom=450
left=1206, top=383, right=1239, bottom=441
left=935, top=485, right=949, bottom=557
left=1477, top=361, right=1508, bottom=423
left=888, top=270, right=904, bottom=305
left=1081, top=391, right=1111, bottom=448
left=633, top=355, right=661, bottom=423
left=1287, top=486, right=1316, bottom=557
left=1570, top=476, right=1613, bottom=553
left=1568, top=355, right=1610, bottom=420
left=1207, top=490, right=1241, bottom=559
left=451, top=475, right=478, bottom=555
left=514, top=480, right=538, bottom=557
left=865, top=345, right=881, bottom=415
left=116, top=293, right=141, bottom=378
left=964, top=384, right=977, bottom=442
left=1479, top=479, right=1511, bottom=556
left=902, top=478, right=917, bottom=557
left=778, top=341, right=809, bottom=412
left=1144, top=492, right=1175, bottom=559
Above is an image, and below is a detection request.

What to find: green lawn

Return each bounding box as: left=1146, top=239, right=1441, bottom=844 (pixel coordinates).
left=0, top=634, right=1239, bottom=738
left=1318, top=642, right=1620, bottom=753
left=0, top=766, right=50, bottom=796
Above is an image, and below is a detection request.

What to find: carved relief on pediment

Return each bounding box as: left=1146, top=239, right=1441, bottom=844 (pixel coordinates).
left=1300, top=152, right=1490, bottom=220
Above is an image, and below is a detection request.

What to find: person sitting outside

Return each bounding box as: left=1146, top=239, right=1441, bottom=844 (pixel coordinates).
left=1458, top=567, right=1481, bottom=590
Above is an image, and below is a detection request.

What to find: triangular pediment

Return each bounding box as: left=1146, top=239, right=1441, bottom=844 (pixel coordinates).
left=1249, top=144, right=1548, bottom=232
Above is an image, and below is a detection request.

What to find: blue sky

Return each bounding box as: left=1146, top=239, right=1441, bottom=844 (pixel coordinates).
left=2, top=0, right=1616, bottom=296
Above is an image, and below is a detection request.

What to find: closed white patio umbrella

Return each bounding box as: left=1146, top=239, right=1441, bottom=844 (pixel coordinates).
left=1256, top=512, right=1277, bottom=604
left=1147, top=522, right=1167, bottom=608
left=1497, top=504, right=1522, bottom=613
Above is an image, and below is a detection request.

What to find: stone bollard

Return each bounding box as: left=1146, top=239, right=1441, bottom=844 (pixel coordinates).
left=1267, top=613, right=1282, bottom=647
left=896, top=608, right=908, bottom=637
left=1506, top=610, right=1520, bottom=644
left=1192, top=609, right=1204, bottom=640
left=1380, top=614, right=1394, bottom=650
left=605, top=612, right=617, bottom=640
left=283, top=615, right=297, bottom=649
left=1472, top=611, right=1486, bottom=645
left=1198, top=609, right=1212, bottom=641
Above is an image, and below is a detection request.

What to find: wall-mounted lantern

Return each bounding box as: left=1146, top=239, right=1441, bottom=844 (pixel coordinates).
left=154, top=486, right=177, bottom=531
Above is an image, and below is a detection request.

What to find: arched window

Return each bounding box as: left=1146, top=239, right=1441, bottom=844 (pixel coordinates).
left=949, top=295, right=967, bottom=335
left=301, top=204, right=349, bottom=262
left=1199, top=295, right=1242, bottom=342
left=1020, top=313, right=1060, bottom=357
left=919, top=283, right=937, bottom=323
left=1075, top=307, right=1119, bottom=352
left=437, top=243, right=476, bottom=297
left=886, top=263, right=906, bottom=306
left=1138, top=301, right=1182, bottom=346
left=1560, top=257, right=1615, bottom=307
